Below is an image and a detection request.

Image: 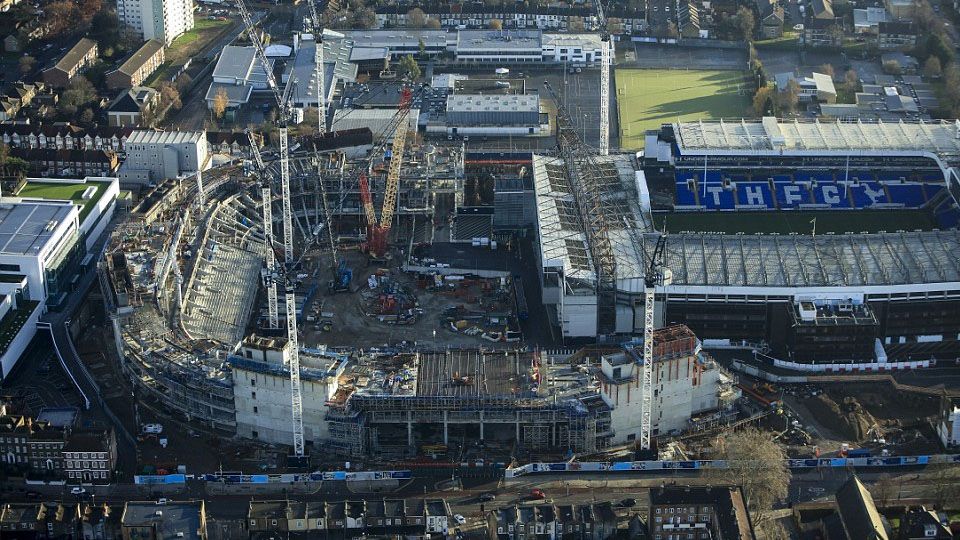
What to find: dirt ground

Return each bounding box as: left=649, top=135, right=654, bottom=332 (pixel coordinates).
left=299, top=250, right=517, bottom=350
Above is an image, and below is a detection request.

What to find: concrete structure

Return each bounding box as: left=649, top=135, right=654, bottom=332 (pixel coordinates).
left=342, top=30, right=452, bottom=57
left=775, top=71, right=837, bottom=103
left=283, top=32, right=358, bottom=109
left=540, top=33, right=603, bottom=65
left=117, top=0, right=195, bottom=45
left=938, top=400, right=960, bottom=448
left=121, top=501, right=207, bottom=539
left=41, top=38, right=98, bottom=88
left=106, top=39, right=165, bottom=89
left=228, top=336, right=347, bottom=446
left=456, top=30, right=543, bottom=63
left=118, top=130, right=208, bottom=186
left=600, top=325, right=738, bottom=443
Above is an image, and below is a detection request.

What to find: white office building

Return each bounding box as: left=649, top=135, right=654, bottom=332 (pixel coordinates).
left=118, top=0, right=195, bottom=45
left=0, top=176, right=119, bottom=379
left=118, top=130, right=209, bottom=186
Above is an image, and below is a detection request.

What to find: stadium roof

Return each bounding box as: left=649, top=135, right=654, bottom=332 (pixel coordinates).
left=534, top=153, right=960, bottom=293
left=673, top=117, right=960, bottom=162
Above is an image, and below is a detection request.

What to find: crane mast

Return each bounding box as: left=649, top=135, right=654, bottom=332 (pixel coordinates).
left=236, top=0, right=305, bottom=458
left=640, top=235, right=668, bottom=451
left=596, top=0, right=611, bottom=155
left=247, top=130, right=279, bottom=330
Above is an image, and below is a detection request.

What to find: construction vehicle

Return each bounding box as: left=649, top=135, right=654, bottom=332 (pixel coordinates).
left=327, top=258, right=353, bottom=293
left=358, top=87, right=414, bottom=259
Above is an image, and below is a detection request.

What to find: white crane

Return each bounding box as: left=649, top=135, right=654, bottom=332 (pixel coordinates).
left=640, top=235, right=670, bottom=451
left=596, top=0, right=612, bottom=156
left=236, top=0, right=305, bottom=458
left=247, top=131, right=280, bottom=330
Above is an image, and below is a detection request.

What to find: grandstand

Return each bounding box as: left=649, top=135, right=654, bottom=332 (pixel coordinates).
left=530, top=117, right=960, bottom=368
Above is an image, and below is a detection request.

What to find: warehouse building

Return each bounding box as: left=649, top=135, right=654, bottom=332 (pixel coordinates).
left=442, top=93, right=545, bottom=136
left=118, top=130, right=208, bottom=187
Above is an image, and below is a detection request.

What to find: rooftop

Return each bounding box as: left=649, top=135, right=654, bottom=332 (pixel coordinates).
left=457, top=29, right=542, bottom=51
left=446, top=93, right=539, bottom=113
left=17, top=177, right=112, bottom=223
left=121, top=501, right=204, bottom=540
left=127, top=130, right=204, bottom=146
left=673, top=118, right=960, bottom=161
left=51, top=38, right=96, bottom=73
left=650, top=486, right=756, bottom=539
left=112, top=39, right=164, bottom=76
left=0, top=201, right=75, bottom=256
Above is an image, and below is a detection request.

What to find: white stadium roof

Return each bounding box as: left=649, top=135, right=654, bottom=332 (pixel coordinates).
left=674, top=117, right=960, bottom=162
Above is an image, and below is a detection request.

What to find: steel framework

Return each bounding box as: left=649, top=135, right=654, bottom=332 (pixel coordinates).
left=596, top=0, right=611, bottom=156
left=542, top=81, right=618, bottom=335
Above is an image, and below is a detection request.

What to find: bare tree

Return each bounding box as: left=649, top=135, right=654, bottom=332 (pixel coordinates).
left=158, top=82, right=182, bottom=111
left=923, top=57, right=942, bottom=79
left=818, top=63, right=835, bottom=78
left=709, top=428, right=790, bottom=527
left=18, top=55, right=35, bottom=76
left=930, top=464, right=960, bottom=509
left=426, top=18, right=442, bottom=29
left=489, top=19, right=503, bottom=30
left=407, top=8, right=426, bottom=28
left=873, top=474, right=895, bottom=509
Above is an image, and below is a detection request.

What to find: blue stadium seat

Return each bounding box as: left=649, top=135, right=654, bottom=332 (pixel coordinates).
left=847, top=171, right=876, bottom=183
left=728, top=174, right=750, bottom=184
left=702, top=184, right=736, bottom=209
left=736, top=182, right=775, bottom=208
left=812, top=183, right=851, bottom=208
left=886, top=183, right=926, bottom=207
left=676, top=170, right=697, bottom=183
left=876, top=170, right=912, bottom=183
left=775, top=182, right=812, bottom=208
left=772, top=174, right=793, bottom=184
left=849, top=181, right=888, bottom=207
left=675, top=182, right=699, bottom=207
left=798, top=171, right=835, bottom=184
left=704, top=171, right=723, bottom=184
left=920, top=171, right=944, bottom=182
left=925, top=184, right=945, bottom=200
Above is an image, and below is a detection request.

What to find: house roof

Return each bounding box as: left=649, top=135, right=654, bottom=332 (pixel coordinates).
left=108, top=87, right=157, bottom=113
left=204, top=82, right=253, bottom=105
left=878, top=20, right=915, bottom=34
left=111, top=40, right=163, bottom=77
left=51, top=38, right=97, bottom=73
left=835, top=476, right=888, bottom=540
left=811, top=0, right=834, bottom=17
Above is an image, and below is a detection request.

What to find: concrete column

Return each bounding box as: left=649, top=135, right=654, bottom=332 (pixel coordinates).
left=407, top=410, right=413, bottom=447
left=111, top=314, right=124, bottom=361
left=443, top=410, right=449, bottom=445
left=479, top=410, right=485, bottom=441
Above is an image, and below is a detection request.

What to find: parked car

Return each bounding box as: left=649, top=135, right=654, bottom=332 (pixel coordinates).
left=142, top=423, right=163, bottom=434
left=454, top=514, right=467, bottom=525
left=530, top=488, right=545, bottom=500
left=478, top=492, right=497, bottom=502
left=70, top=487, right=86, bottom=495
left=619, top=498, right=637, bottom=508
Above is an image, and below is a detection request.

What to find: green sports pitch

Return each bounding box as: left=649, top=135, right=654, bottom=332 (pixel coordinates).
left=616, top=69, right=751, bottom=151
left=654, top=209, right=938, bottom=234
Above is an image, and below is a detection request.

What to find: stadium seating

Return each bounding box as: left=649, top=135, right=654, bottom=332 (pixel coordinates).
left=775, top=182, right=813, bottom=208
left=925, top=184, right=945, bottom=200
left=702, top=184, right=736, bottom=210
left=812, top=183, right=851, bottom=208
left=886, top=183, right=926, bottom=207
left=848, top=181, right=889, bottom=207
left=676, top=181, right=699, bottom=207
left=921, top=171, right=944, bottom=182
left=876, top=170, right=913, bottom=182
left=735, top=182, right=775, bottom=209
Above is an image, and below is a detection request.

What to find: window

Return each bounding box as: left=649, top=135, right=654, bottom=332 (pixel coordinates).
left=251, top=391, right=256, bottom=399
left=253, top=406, right=258, bottom=414
left=656, top=508, right=661, bottom=514
left=271, top=520, right=277, bottom=526
left=0, top=264, right=19, bottom=272
left=250, top=379, right=256, bottom=386
left=252, top=431, right=258, bottom=438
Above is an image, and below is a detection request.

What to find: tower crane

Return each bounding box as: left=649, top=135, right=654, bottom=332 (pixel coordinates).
left=595, top=0, right=612, bottom=156
left=236, top=0, right=306, bottom=459
left=359, top=87, right=414, bottom=258
left=247, top=130, right=279, bottom=330
left=639, top=234, right=670, bottom=451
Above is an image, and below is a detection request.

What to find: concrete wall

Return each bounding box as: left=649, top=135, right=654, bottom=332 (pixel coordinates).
left=233, top=367, right=335, bottom=447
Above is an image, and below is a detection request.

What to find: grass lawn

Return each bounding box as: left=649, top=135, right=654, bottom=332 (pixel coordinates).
left=147, top=17, right=234, bottom=86
left=616, top=69, right=751, bottom=151
left=755, top=31, right=799, bottom=49
left=17, top=180, right=109, bottom=223
left=655, top=209, right=937, bottom=234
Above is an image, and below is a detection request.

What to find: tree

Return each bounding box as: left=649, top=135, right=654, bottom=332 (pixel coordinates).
left=842, top=69, right=860, bottom=93
left=426, top=18, right=441, bottom=29
left=882, top=59, right=902, bottom=75
left=655, top=20, right=679, bottom=39
left=407, top=8, right=426, bottom=28
left=18, top=55, right=35, bottom=76
left=753, top=85, right=776, bottom=116
left=351, top=7, right=377, bottom=29
left=489, top=19, right=503, bottom=30
left=158, top=81, right=182, bottom=111
left=924, top=57, right=943, bottom=79
left=60, top=76, right=96, bottom=117
left=398, top=54, right=421, bottom=80
left=921, top=31, right=954, bottom=67
left=89, top=10, right=121, bottom=51
left=930, top=464, right=960, bottom=509
left=212, top=87, right=229, bottom=120
left=873, top=474, right=895, bottom=509
left=79, top=107, right=95, bottom=125
left=418, top=38, right=426, bottom=57
left=45, top=1, right=81, bottom=35
left=818, top=63, right=835, bottom=78
left=733, top=6, right=755, bottom=42
left=709, top=429, right=789, bottom=527
left=778, top=79, right=800, bottom=112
